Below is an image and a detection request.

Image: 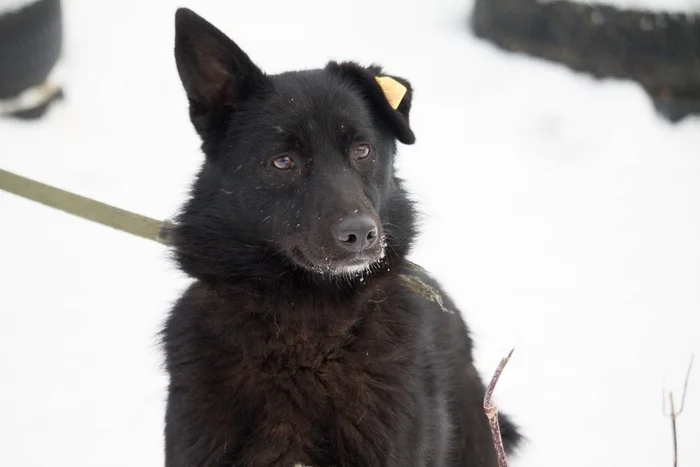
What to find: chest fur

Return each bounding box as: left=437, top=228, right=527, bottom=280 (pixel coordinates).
left=165, top=280, right=435, bottom=466
left=236, top=301, right=410, bottom=405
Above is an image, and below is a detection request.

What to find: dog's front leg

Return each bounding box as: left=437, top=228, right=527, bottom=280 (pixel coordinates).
left=165, top=397, right=316, bottom=467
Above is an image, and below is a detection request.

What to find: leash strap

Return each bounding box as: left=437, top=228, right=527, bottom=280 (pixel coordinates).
left=0, top=168, right=174, bottom=245
left=0, top=168, right=452, bottom=311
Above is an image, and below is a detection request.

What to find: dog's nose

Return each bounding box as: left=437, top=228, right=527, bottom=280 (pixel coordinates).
left=336, top=215, right=379, bottom=253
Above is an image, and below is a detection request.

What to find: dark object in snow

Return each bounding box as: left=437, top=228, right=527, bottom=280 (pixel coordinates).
left=161, top=7, right=522, bottom=467
left=0, top=0, right=63, bottom=119
left=470, top=0, right=700, bottom=123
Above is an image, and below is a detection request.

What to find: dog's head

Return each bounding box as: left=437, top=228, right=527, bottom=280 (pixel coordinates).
left=172, top=8, right=418, bottom=283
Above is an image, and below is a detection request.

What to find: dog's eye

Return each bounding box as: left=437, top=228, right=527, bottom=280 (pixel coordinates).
left=272, top=155, right=295, bottom=170
left=352, top=143, right=371, bottom=160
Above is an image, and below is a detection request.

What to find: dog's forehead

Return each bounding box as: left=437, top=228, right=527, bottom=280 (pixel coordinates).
left=267, top=70, right=373, bottom=127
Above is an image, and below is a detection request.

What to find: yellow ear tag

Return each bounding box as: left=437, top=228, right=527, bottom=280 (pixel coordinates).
left=375, top=76, right=407, bottom=110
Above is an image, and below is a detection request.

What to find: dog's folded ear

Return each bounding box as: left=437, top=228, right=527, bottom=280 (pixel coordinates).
left=326, top=61, right=416, bottom=145
left=174, top=8, right=268, bottom=140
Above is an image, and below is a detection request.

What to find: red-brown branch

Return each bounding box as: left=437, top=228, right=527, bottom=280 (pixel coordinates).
left=484, top=348, right=515, bottom=467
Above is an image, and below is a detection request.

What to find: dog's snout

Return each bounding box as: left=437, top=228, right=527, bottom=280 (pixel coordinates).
left=336, top=215, right=379, bottom=253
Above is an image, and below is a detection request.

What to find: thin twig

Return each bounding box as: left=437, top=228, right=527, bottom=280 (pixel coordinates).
left=677, top=355, right=694, bottom=414
left=484, top=348, right=515, bottom=467
left=663, top=355, right=694, bottom=467
left=669, top=394, right=678, bottom=467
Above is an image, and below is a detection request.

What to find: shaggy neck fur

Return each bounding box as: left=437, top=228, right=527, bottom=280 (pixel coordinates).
left=171, top=173, right=418, bottom=293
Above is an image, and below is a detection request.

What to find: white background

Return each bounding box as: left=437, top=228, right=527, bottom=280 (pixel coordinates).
left=1, top=0, right=699, bottom=466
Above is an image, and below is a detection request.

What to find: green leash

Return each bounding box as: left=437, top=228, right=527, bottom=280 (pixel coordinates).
left=0, top=168, right=451, bottom=312
left=0, top=168, right=174, bottom=245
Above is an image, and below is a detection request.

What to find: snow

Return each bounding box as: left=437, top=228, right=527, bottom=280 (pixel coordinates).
left=1, top=0, right=699, bottom=466
left=0, top=0, right=38, bottom=15
left=539, top=0, right=700, bottom=13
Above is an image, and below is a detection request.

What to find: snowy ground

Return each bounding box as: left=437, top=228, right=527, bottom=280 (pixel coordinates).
left=1, top=0, right=699, bottom=466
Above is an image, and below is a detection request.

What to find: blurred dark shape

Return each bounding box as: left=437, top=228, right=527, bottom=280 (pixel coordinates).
left=470, top=0, right=700, bottom=123
left=0, top=0, right=63, bottom=120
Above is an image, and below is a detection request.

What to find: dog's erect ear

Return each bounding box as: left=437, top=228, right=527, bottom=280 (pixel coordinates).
left=326, top=61, right=415, bottom=145
left=174, top=8, right=267, bottom=139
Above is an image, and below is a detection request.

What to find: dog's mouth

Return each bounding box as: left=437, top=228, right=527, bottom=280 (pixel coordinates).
left=288, top=244, right=385, bottom=277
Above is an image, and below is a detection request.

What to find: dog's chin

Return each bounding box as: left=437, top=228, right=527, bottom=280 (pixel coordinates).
left=288, top=246, right=383, bottom=277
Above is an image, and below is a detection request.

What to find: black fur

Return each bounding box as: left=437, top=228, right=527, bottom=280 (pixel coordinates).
left=162, top=8, right=521, bottom=467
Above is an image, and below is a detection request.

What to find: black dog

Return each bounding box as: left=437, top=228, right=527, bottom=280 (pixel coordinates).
left=162, top=8, right=521, bottom=467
